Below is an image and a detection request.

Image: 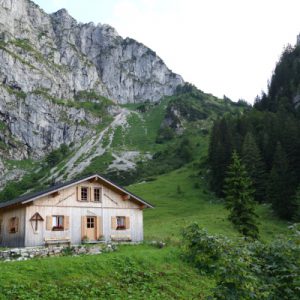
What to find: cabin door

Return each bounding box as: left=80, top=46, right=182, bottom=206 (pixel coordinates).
left=86, top=217, right=97, bottom=241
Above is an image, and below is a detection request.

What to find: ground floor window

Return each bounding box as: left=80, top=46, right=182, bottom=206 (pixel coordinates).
left=87, top=217, right=95, bottom=228
left=52, top=215, right=64, bottom=231
left=9, top=217, right=19, bottom=234
left=116, top=216, right=126, bottom=230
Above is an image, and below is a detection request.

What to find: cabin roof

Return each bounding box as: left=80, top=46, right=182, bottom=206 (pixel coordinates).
left=0, top=174, right=154, bottom=209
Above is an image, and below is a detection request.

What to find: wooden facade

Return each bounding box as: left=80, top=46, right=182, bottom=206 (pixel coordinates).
left=0, top=175, right=152, bottom=248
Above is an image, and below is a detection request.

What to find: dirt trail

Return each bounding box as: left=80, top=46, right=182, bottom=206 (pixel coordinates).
left=51, top=108, right=133, bottom=181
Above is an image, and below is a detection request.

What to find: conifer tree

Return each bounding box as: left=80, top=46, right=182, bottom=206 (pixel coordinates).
left=208, top=119, right=233, bottom=196
left=292, top=185, right=300, bottom=222
left=224, top=151, right=259, bottom=239
left=242, top=132, right=266, bottom=202
left=267, top=143, right=294, bottom=219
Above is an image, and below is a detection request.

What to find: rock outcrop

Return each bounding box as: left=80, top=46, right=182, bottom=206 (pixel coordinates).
left=0, top=0, right=183, bottom=162
left=0, top=0, right=183, bottom=103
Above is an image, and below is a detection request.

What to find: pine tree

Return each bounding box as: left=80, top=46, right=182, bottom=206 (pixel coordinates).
left=267, top=143, right=294, bottom=219
left=208, top=118, right=233, bottom=196
left=223, top=151, right=259, bottom=239
left=242, top=132, right=266, bottom=202
left=291, top=185, right=300, bottom=222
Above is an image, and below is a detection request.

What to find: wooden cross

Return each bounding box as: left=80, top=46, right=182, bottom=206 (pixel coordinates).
left=30, top=212, right=44, bottom=231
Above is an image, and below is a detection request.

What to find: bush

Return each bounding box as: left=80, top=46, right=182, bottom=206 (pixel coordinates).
left=182, top=223, right=300, bottom=299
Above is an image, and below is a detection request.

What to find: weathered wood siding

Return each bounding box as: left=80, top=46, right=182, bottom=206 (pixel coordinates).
left=0, top=207, right=26, bottom=247
left=24, top=180, right=144, bottom=247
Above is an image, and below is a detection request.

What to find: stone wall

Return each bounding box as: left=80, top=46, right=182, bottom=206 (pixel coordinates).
left=0, top=243, right=116, bottom=262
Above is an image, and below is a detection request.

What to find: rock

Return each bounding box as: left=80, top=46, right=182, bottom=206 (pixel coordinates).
left=87, top=246, right=101, bottom=255
left=0, top=0, right=183, bottom=176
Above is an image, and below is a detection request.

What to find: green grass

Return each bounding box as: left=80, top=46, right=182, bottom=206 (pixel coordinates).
left=0, top=245, right=212, bottom=299
left=5, top=159, right=36, bottom=171
left=114, top=99, right=169, bottom=153
left=0, top=165, right=290, bottom=299
left=127, top=165, right=289, bottom=243
left=78, top=152, right=114, bottom=177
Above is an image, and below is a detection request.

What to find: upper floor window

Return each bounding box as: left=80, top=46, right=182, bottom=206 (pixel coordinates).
left=81, top=187, right=88, bottom=201
left=94, top=188, right=101, bottom=202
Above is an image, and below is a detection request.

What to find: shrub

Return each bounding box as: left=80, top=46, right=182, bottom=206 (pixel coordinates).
left=182, top=223, right=300, bottom=299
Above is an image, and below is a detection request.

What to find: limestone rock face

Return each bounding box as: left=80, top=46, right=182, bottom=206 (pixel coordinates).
left=0, top=0, right=182, bottom=102
left=0, top=0, right=183, bottom=163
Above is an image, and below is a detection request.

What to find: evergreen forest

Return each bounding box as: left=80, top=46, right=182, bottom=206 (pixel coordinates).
left=208, top=44, right=300, bottom=222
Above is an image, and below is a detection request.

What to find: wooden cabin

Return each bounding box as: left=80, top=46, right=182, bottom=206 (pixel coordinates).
left=0, top=174, right=153, bottom=248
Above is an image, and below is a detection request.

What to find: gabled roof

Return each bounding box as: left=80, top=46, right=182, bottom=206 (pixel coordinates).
left=0, top=174, right=154, bottom=209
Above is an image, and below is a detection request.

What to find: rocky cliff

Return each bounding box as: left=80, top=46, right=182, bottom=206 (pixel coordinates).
left=0, top=0, right=183, bottom=160
left=0, top=0, right=182, bottom=103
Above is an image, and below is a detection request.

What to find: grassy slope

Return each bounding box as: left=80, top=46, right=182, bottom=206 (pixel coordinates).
left=0, top=245, right=212, bottom=299
left=0, top=165, right=289, bottom=300
left=129, top=165, right=289, bottom=243
left=0, top=92, right=289, bottom=299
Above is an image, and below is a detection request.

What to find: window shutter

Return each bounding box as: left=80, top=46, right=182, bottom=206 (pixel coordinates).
left=8, top=218, right=13, bottom=233
left=99, top=187, right=103, bottom=202
left=76, top=186, right=80, bottom=201
left=125, top=217, right=130, bottom=229
left=90, top=187, right=94, bottom=202
left=64, top=216, right=70, bottom=231
left=96, top=216, right=102, bottom=238
left=15, top=217, right=19, bottom=233
left=111, top=217, right=117, bottom=229
left=87, top=187, right=90, bottom=201
left=46, top=216, right=52, bottom=231
left=81, top=216, right=87, bottom=239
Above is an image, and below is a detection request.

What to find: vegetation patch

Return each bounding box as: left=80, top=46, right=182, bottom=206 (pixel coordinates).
left=182, top=223, right=300, bottom=299
left=0, top=245, right=209, bottom=300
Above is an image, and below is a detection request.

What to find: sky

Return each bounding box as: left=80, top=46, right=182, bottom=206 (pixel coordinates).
left=33, top=0, right=300, bottom=103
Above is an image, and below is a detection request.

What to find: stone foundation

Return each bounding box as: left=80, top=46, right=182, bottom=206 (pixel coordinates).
left=0, top=243, right=116, bottom=262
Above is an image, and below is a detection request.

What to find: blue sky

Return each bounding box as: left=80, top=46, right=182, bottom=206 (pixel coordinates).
left=33, top=0, right=300, bottom=103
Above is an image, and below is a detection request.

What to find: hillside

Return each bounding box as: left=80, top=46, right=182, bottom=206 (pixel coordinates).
left=0, top=165, right=293, bottom=299
left=0, top=0, right=246, bottom=194
left=0, top=0, right=182, bottom=187
left=0, top=83, right=246, bottom=201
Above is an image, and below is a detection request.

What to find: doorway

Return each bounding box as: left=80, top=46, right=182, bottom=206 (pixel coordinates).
left=86, top=216, right=96, bottom=241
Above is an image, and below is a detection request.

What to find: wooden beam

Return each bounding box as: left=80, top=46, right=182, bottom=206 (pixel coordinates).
left=50, top=191, right=60, bottom=198
left=122, top=194, right=130, bottom=201
left=139, top=204, right=146, bottom=210
left=88, top=177, right=99, bottom=183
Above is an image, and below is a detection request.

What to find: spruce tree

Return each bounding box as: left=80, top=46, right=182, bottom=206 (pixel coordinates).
left=208, top=118, right=233, bottom=196
left=267, top=143, right=294, bottom=219
left=223, top=151, right=259, bottom=239
left=292, top=185, right=300, bottom=222
left=242, top=132, right=266, bottom=202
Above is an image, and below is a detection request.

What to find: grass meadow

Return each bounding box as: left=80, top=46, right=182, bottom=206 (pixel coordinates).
left=0, top=164, right=290, bottom=299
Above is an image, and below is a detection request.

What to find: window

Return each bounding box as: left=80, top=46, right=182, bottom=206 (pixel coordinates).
left=116, top=216, right=126, bottom=230
left=52, top=216, right=64, bottom=231
left=81, top=187, right=88, bottom=201
left=9, top=217, right=19, bottom=234
left=94, top=188, right=101, bottom=202
left=87, top=217, right=95, bottom=228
